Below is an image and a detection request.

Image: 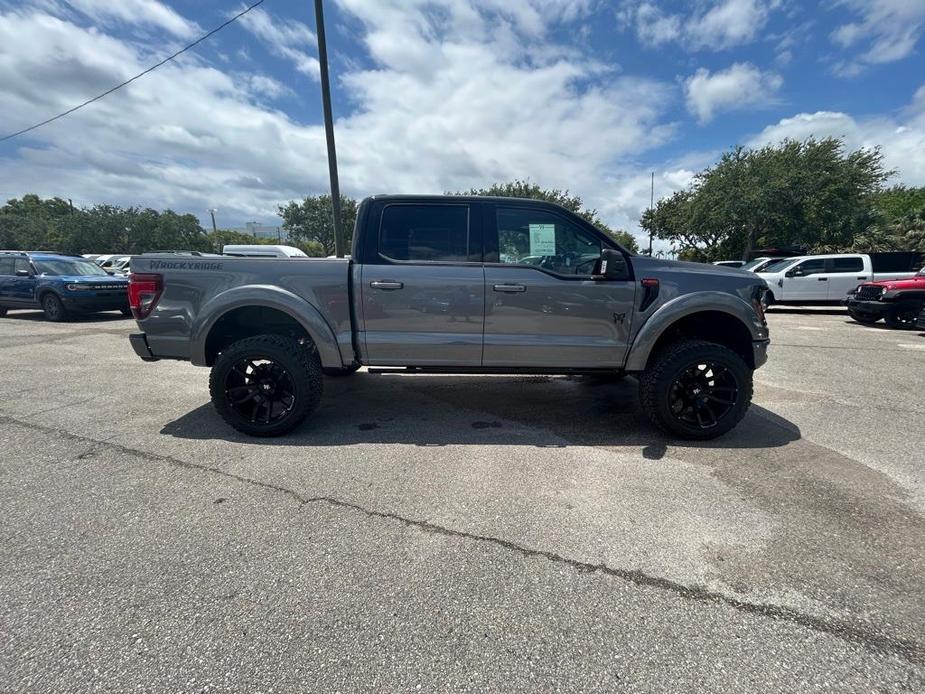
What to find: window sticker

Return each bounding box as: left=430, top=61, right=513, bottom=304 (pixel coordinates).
left=528, top=223, right=556, bottom=256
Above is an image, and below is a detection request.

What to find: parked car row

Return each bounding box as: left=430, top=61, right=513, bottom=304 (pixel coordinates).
left=0, top=251, right=130, bottom=321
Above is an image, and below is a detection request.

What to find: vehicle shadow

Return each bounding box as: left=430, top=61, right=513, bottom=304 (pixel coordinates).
left=161, top=373, right=800, bottom=454
left=766, top=307, right=847, bottom=316
left=0, top=310, right=129, bottom=323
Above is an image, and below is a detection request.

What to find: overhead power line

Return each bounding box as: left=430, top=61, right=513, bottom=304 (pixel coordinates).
left=0, top=0, right=267, bottom=143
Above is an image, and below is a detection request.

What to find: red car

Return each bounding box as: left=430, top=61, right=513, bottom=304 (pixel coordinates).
left=844, top=267, right=925, bottom=328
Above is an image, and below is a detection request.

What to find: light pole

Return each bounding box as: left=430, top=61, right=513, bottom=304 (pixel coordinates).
left=208, top=208, right=218, bottom=233
left=313, top=0, right=345, bottom=258
left=647, top=171, right=654, bottom=256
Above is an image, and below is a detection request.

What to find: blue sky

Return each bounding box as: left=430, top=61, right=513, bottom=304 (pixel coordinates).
left=1, top=0, right=924, bottom=248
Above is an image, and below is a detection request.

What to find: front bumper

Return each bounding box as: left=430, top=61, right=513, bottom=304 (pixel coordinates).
left=753, top=338, right=770, bottom=369
left=61, top=293, right=129, bottom=312
left=129, top=333, right=158, bottom=361
left=842, top=297, right=887, bottom=316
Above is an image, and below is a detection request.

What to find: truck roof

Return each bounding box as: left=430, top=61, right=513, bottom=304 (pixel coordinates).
left=365, top=194, right=579, bottom=210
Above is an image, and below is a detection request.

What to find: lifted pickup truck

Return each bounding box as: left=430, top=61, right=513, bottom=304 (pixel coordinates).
left=128, top=195, right=770, bottom=440
left=843, top=267, right=925, bottom=328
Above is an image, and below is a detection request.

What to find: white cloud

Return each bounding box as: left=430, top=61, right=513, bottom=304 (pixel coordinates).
left=237, top=7, right=320, bottom=79
left=0, top=2, right=676, bottom=236
left=748, top=88, right=925, bottom=185
left=64, top=0, right=199, bottom=39
left=684, top=63, right=783, bottom=124
left=622, top=0, right=777, bottom=51
left=830, top=0, right=925, bottom=75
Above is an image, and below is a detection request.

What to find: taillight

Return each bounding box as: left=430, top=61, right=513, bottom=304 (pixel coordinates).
left=128, top=273, right=163, bottom=320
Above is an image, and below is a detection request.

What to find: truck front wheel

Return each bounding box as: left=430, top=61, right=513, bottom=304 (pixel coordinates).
left=883, top=304, right=922, bottom=330
left=639, top=340, right=753, bottom=440
left=209, top=334, right=323, bottom=437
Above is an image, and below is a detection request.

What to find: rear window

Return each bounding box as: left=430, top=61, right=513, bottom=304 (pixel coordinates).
left=379, top=205, right=469, bottom=262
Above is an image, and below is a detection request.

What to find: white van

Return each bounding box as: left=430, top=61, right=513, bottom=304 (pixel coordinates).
left=222, top=245, right=308, bottom=258
left=757, top=252, right=922, bottom=305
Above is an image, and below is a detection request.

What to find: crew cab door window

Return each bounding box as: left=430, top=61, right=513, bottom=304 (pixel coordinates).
left=792, top=259, right=826, bottom=276
left=379, top=205, right=470, bottom=262
left=829, top=257, right=864, bottom=273
left=0, top=258, right=13, bottom=275
left=494, top=208, right=602, bottom=276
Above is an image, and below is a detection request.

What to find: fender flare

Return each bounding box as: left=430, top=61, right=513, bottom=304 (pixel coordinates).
left=190, top=285, right=344, bottom=368
left=624, top=291, right=764, bottom=372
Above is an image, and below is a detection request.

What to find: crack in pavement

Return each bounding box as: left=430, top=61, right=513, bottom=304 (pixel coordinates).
left=3, top=413, right=923, bottom=665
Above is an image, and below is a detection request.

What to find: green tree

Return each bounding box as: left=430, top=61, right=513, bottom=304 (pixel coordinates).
left=460, top=179, right=640, bottom=253
left=641, top=138, right=891, bottom=261
left=278, top=194, right=358, bottom=256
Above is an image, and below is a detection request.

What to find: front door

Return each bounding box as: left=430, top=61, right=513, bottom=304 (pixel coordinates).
left=482, top=205, right=636, bottom=368
left=359, top=202, right=485, bottom=366
left=781, top=257, right=828, bottom=301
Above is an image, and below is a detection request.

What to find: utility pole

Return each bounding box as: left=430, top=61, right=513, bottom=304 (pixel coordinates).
left=209, top=208, right=218, bottom=233
left=647, top=171, right=654, bottom=256
left=313, top=0, right=344, bottom=258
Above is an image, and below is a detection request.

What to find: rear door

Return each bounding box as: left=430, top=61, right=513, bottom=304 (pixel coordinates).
left=781, top=258, right=827, bottom=301
left=482, top=204, right=636, bottom=368
left=359, top=202, right=485, bottom=366
left=8, top=257, right=37, bottom=305
left=825, top=256, right=867, bottom=300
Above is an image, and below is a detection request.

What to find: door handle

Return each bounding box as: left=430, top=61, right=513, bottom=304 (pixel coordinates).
left=493, top=283, right=526, bottom=293
left=817, top=277, right=827, bottom=281
left=857, top=276, right=868, bottom=280
left=370, top=280, right=403, bottom=290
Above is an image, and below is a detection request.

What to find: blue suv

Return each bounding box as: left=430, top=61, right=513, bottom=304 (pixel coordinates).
left=0, top=251, right=130, bottom=321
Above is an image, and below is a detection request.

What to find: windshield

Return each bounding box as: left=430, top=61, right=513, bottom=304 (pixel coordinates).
left=34, top=259, right=110, bottom=276
left=741, top=258, right=770, bottom=271
left=758, top=258, right=798, bottom=274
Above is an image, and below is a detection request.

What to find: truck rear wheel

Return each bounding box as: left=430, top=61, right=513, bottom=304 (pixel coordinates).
left=209, top=334, right=323, bottom=437
left=639, top=339, right=752, bottom=440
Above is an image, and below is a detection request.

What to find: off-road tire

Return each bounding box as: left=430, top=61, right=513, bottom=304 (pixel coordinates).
left=209, top=334, right=323, bottom=437
left=41, top=293, right=69, bottom=322
left=323, top=363, right=361, bottom=377
left=847, top=309, right=880, bottom=324
left=884, top=304, right=922, bottom=330
left=639, top=339, right=753, bottom=440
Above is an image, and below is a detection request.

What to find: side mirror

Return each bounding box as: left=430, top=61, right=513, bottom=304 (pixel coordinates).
left=787, top=267, right=804, bottom=277
left=595, top=249, right=631, bottom=281
left=15, top=269, right=31, bottom=277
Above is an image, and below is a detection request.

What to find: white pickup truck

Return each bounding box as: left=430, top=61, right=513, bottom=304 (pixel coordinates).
left=757, top=252, right=923, bottom=306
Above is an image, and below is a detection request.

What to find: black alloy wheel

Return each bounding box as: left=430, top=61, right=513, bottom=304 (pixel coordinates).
left=225, top=358, right=297, bottom=426
left=884, top=305, right=921, bottom=330
left=639, top=339, right=752, bottom=440
left=209, top=334, right=323, bottom=436
left=667, top=361, right=739, bottom=430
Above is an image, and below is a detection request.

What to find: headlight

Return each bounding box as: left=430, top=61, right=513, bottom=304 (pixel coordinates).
left=65, top=284, right=93, bottom=291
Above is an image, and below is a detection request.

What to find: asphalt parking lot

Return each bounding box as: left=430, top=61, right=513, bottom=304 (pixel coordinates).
left=1, top=307, right=924, bottom=692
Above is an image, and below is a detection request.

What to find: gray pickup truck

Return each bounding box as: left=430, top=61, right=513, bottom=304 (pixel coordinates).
left=128, top=195, right=770, bottom=439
